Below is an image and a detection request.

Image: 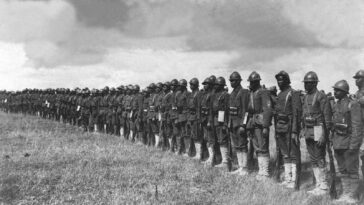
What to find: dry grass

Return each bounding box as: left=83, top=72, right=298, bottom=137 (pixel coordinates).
left=0, top=112, right=361, bottom=204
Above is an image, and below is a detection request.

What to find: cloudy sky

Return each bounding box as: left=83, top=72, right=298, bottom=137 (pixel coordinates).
left=0, top=0, right=363, bottom=92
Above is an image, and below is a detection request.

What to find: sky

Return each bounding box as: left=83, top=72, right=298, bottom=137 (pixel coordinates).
left=0, top=0, right=363, bottom=92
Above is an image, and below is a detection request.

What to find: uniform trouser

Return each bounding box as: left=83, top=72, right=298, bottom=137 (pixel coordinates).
left=187, top=120, right=201, bottom=143
left=334, top=149, right=359, bottom=178
left=305, top=138, right=326, bottom=168
left=148, top=119, right=159, bottom=145
left=360, top=148, right=364, bottom=178
left=176, top=121, right=187, bottom=154
left=124, top=116, right=130, bottom=138
left=203, top=122, right=215, bottom=148
left=276, top=132, right=298, bottom=163
left=251, top=127, right=270, bottom=157
left=231, top=126, right=248, bottom=153
left=89, top=112, right=98, bottom=131
left=215, top=124, right=229, bottom=147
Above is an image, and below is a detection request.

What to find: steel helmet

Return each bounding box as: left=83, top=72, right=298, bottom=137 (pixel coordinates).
left=170, top=79, right=178, bottom=86
left=202, top=77, right=212, bottom=85
left=215, top=77, right=226, bottom=86
left=229, top=71, right=242, bottom=81
left=303, top=71, right=319, bottom=82
left=179, top=79, right=187, bottom=87
left=353, top=70, right=364, bottom=79
left=248, top=71, right=261, bottom=82
left=275, top=70, right=291, bottom=83
left=332, top=80, right=349, bottom=93
left=189, top=78, right=199, bottom=85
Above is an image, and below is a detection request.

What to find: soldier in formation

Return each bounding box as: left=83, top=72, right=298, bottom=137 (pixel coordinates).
left=1, top=69, right=364, bottom=204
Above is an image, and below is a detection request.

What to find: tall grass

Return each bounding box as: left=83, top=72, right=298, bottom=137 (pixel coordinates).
left=0, top=112, right=360, bottom=204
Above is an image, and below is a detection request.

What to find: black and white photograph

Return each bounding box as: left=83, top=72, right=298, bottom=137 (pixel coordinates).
left=0, top=0, right=363, bottom=204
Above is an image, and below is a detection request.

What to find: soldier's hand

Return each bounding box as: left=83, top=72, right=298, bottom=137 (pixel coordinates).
left=292, top=133, right=299, bottom=145
left=207, top=122, right=211, bottom=128
left=262, top=128, right=269, bottom=137
left=237, top=127, right=245, bottom=135
left=317, top=135, right=326, bottom=147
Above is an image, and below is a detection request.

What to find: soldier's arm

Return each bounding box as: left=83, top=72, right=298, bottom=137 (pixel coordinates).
left=319, top=93, right=333, bottom=129
left=291, top=91, right=302, bottom=134
left=261, top=90, right=273, bottom=128
left=350, top=101, right=364, bottom=150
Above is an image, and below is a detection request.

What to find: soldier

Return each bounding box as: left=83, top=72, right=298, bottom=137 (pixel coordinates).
left=228, top=72, right=250, bottom=175
left=187, top=78, right=202, bottom=159
left=201, top=77, right=215, bottom=166
left=160, top=82, right=173, bottom=150
left=154, top=83, right=164, bottom=148
left=169, top=79, right=179, bottom=152
left=80, top=88, right=91, bottom=132
left=89, top=89, right=100, bottom=132
left=211, top=77, right=230, bottom=170
left=274, top=71, right=302, bottom=188
left=122, top=85, right=133, bottom=139
left=330, top=80, right=361, bottom=203
left=116, top=86, right=125, bottom=137
left=246, top=71, right=273, bottom=180
left=140, top=88, right=150, bottom=145
left=176, top=79, right=189, bottom=156
left=353, top=70, right=364, bottom=183
left=147, top=83, right=158, bottom=146
left=301, top=71, right=332, bottom=195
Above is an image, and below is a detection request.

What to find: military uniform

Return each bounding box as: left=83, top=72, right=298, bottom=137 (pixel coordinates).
left=186, top=88, right=202, bottom=158
left=176, top=86, right=189, bottom=155
left=160, top=88, right=173, bottom=150
left=211, top=81, right=230, bottom=169
left=228, top=83, right=249, bottom=175
left=246, top=72, right=273, bottom=178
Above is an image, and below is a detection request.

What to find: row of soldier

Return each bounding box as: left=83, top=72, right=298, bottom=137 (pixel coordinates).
left=1, top=70, right=363, bottom=204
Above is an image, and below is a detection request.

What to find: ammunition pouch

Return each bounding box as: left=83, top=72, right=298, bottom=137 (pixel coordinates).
left=276, top=113, right=290, bottom=133
left=334, top=123, right=348, bottom=135
left=304, top=116, right=316, bottom=128
left=229, top=107, right=238, bottom=116
left=201, top=107, right=209, bottom=116
left=189, top=108, right=196, bottom=115
left=253, top=113, right=264, bottom=127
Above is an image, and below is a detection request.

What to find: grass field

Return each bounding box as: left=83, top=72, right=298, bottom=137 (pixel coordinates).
left=0, top=112, right=362, bottom=204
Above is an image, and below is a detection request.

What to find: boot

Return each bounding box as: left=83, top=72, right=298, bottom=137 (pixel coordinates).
left=281, top=163, right=292, bottom=186
left=183, top=137, right=191, bottom=157
left=130, top=130, right=134, bottom=141
left=192, top=143, right=202, bottom=160
left=231, top=152, right=249, bottom=176
left=286, top=164, right=297, bottom=189
left=336, top=177, right=359, bottom=204
left=361, top=155, right=364, bottom=178
left=307, top=167, right=327, bottom=196
left=256, top=156, right=270, bottom=181
left=215, top=146, right=229, bottom=169
left=204, top=147, right=215, bottom=167
left=103, top=124, right=107, bottom=134
left=120, top=127, right=124, bottom=137
left=168, top=138, right=174, bottom=153
left=94, top=124, right=98, bottom=133
left=155, top=134, right=160, bottom=147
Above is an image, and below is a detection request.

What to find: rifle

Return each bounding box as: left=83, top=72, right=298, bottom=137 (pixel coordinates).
left=273, top=116, right=282, bottom=182
left=294, top=107, right=302, bottom=190
left=227, top=119, right=233, bottom=172
left=321, top=112, right=337, bottom=199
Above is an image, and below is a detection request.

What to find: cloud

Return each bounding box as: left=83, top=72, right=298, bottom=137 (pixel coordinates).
left=281, top=0, right=364, bottom=48
left=0, top=0, right=362, bottom=91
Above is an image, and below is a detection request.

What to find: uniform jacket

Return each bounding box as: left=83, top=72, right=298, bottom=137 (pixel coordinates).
left=228, top=85, right=249, bottom=128
left=247, top=86, right=273, bottom=128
